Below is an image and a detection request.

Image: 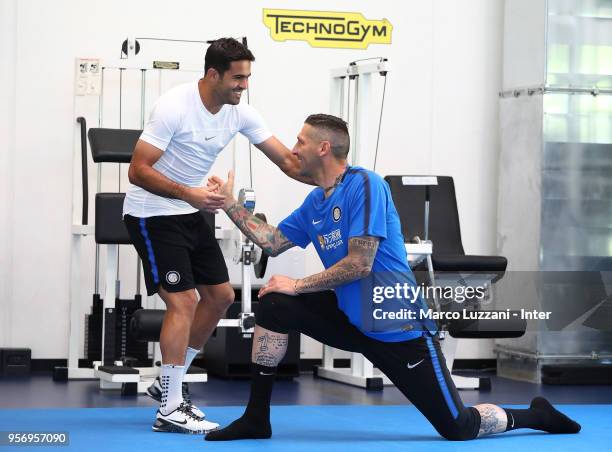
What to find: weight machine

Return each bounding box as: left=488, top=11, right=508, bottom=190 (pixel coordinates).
left=315, top=59, right=526, bottom=390
left=57, top=37, right=277, bottom=393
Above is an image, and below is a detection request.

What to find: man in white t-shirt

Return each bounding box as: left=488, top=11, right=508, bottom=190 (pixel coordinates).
left=123, top=38, right=308, bottom=434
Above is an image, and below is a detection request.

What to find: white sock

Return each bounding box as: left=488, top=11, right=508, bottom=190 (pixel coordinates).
left=183, top=347, right=200, bottom=378
left=159, top=364, right=184, bottom=415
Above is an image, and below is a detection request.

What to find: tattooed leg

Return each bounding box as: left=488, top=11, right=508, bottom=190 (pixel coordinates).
left=474, top=404, right=507, bottom=437
left=251, top=325, right=289, bottom=367
left=205, top=325, right=286, bottom=441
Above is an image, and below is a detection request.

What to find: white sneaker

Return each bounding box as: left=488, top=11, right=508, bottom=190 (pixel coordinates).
left=146, top=377, right=206, bottom=419
left=188, top=403, right=205, bottom=419
left=152, top=402, right=219, bottom=434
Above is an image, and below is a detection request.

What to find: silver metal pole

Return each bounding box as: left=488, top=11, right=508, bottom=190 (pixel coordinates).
left=350, top=76, right=359, bottom=165
left=499, top=85, right=612, bottom=98
left=94, top=67, right=105, bottom=294
left=136, top=69, right=146, bottom=295
left=116, top=68, right=125, bottom=294
left=496, top=345, right=612, bottom=360
left=424, top=185, right=431, bottom=241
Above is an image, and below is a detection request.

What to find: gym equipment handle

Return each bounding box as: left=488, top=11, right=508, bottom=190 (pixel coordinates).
left=77, top=117, right=88, bottom=225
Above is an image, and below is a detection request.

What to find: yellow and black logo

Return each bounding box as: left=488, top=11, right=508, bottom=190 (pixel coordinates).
left=317, top=235, right=325, bottom=249
left=263, top=9, right=392, bottom=49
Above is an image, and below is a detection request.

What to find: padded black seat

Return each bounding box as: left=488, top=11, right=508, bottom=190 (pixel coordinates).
left=97, top=365, right=139, bottom=374
left=433, top=255, right=507, bottom=282
left=448, top=313, right=526, bottom=338
left=95, top=193, right=131, bottom=244
left=88, top=128, right=141, bottom=163
left=130, top=309, right=165, bottom=342
left=385, top=175, right=524, bottom=339
left=385, top=175, right=507, bottom=278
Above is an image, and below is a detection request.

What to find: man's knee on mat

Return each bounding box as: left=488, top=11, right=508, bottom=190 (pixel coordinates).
left=436, top=407, right=481, bottom=441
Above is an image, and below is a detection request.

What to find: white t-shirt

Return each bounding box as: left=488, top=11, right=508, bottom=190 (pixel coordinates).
left=123, top=81, right=272, bottom=217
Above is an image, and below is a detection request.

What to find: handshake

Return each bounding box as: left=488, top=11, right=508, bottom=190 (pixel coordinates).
left=182, top=171, right=236, bottom=213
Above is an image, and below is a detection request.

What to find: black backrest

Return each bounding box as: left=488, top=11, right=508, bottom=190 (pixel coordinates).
left=385, top=175, right=465, bottom=256
left=88, top=128, right=142, bottom=163
left=95, top=193, right=131, bottom=244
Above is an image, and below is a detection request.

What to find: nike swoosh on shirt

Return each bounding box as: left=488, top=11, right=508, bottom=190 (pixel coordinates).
left=205, top=136, right=216, bottom=141
left=312, top=219, right=322, bottom=225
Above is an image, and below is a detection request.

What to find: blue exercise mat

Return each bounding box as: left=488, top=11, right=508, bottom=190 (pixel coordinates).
left=0, top=404, right=608, bottom=451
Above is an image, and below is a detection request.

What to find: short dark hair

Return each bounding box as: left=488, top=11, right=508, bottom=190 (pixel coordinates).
left=304, top=114, right=350, bottom=159
left=204, top=38, right=255, bottom=76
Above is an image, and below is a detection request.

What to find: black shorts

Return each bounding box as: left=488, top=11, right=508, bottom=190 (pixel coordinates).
left=124, top=212, right=229, bottom=296
left=256, top=291, right=481, bottom=441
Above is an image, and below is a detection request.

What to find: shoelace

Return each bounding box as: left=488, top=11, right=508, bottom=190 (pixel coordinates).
left=178, top=402, right=201, bottom=421
left=181, top=383, right=192, bottom=404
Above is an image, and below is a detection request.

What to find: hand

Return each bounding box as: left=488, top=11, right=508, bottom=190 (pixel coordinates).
left=183, top=185, right=225, bottom=212
left=258, top=275, right=299, bottom=297
left=208, top=171, right=236, bottom=210
left=206, top=179, right=220, bottom=193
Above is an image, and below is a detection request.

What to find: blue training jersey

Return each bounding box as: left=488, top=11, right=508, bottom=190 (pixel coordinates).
left=278, top=166, right=436, bottom=342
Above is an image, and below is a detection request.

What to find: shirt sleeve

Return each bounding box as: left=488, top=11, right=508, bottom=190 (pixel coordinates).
left=238, top=103, right=273, bottom=145
left=278, top=197, right=312, bottom=249
left=139, top=94, right=181, bottom=151
left=347, top=172, right=388, bottom=240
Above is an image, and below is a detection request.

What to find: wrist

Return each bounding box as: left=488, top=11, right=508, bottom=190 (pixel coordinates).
left=294, top=279, right=301, bottom=295
left=223, top=197, right=237, bottom=212
left=176, top=185, right=191, bottom=202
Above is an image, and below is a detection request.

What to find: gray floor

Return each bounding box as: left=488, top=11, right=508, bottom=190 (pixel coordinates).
left=1, top=372, right=611, bottom=410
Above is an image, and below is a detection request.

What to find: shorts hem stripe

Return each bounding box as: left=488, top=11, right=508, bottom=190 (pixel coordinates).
left=139, top=218, right=160, bottom=284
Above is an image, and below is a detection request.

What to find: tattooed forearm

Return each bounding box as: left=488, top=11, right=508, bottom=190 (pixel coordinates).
left=296, top=236, right=380, bottom=294
left=475, top=404, right=507, bottom=436
left=252, top=331, right=289, bottom=367
left=225, top=201, right=295, bottom=256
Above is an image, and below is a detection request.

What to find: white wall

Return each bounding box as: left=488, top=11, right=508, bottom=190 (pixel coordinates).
left=0, top=0, right=18, bottom=349
left=0, top=0, right=504, bottom=360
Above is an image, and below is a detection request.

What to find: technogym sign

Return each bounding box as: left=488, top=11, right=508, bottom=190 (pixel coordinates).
left=263, top=9, right=393, bottom=49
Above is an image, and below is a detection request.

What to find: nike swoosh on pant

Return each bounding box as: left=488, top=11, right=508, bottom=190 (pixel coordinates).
left=406, top=359, right=424, bottom=369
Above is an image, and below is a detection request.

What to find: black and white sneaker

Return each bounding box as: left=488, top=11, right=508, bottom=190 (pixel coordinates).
left=152, top=403, right=219, bottom=434
left=146, top=376, right=163, bottom=402
left=146, top=377, right=206, bottom=419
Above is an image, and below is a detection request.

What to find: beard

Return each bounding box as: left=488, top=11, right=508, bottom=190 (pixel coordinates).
left=225, top=89, right=242, bottom=105
left=298, top=165, right=311, bottom=177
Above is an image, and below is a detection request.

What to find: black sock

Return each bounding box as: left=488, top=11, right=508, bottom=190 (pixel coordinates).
left=504, top=397, right=581, bottom=434
left=205, top=363, right=276, bottom=441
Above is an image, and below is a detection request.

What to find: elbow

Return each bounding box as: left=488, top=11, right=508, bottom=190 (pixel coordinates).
left=353, top=260, right=373, bottom=279
left=127, top=164, right=141, bottom=186
left=360, top=266, right=373, bottom=279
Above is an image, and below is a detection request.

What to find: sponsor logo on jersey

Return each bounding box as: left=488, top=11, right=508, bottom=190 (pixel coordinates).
left=318, top=229, right=344, bottom=251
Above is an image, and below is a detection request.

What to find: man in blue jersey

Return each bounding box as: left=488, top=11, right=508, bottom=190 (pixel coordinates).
left=205, top=114, right=580, bottom=441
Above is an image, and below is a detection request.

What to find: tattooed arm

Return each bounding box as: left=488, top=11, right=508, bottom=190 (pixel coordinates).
left=296, top=236, right=379, bottom=293
left=258, top=235, right=380, bottom=297
left=224, top=200, right=296, bottom=257
left=213, top=171, right=296, bottom=257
